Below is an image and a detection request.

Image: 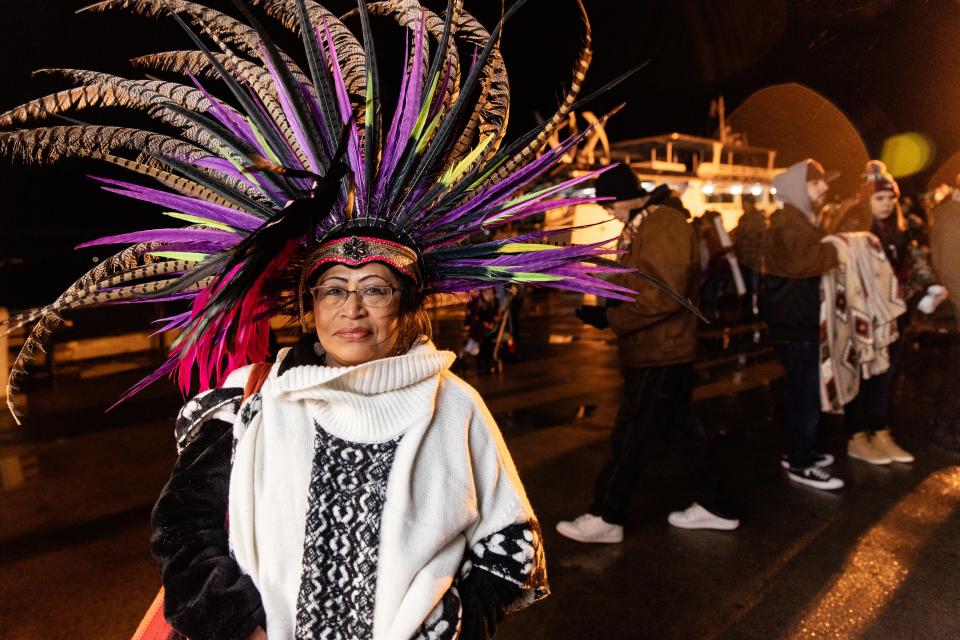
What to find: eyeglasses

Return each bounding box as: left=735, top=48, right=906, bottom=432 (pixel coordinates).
left=310, top=285, right=399, bottom=309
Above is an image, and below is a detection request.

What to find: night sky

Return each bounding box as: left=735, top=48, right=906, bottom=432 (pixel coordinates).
left=2, top=0, right=959, bottom=305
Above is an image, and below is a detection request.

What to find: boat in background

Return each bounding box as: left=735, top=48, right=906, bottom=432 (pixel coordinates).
left=542, top=100, right=785, bottom=249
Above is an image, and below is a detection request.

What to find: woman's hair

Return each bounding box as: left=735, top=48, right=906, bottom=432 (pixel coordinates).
left=832, top=197, right=906, bottom=234
left=888, top=199, right=907, bottom=232
left=865, top=196, right=907, bottom=232
left=390, top=274, right=433, bottom=355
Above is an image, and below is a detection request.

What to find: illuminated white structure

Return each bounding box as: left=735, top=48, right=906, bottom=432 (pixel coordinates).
left=610, top=133, right=784, bottom=230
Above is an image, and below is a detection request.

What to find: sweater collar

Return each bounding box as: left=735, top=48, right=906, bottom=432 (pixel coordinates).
left=267, top=338, right=454, bottom=443
left=273, top=337, right=455, bottom=399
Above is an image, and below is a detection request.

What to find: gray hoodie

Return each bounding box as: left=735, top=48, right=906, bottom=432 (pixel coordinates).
left=772, top=160, right=814, bottom=221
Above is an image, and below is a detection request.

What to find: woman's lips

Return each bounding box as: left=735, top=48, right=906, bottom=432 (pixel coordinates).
left=335, top=328, right=372, bottom=340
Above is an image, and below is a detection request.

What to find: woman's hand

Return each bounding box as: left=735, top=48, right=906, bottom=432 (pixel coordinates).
left=248, top=626, right=268, bottom=640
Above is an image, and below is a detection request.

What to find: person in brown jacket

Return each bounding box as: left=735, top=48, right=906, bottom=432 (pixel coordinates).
left=929, top=192, right=960, bottom=453
left=557, top=165, right=739, bottom=543
left=752, top=159, right=845, bottom=490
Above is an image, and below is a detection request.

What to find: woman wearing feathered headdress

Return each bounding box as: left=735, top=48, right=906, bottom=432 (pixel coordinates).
left=0, top=0, right=647, bottom=637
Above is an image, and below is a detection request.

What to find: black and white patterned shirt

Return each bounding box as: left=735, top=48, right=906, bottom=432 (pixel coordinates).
left=295, top=424, right=402, bottom=640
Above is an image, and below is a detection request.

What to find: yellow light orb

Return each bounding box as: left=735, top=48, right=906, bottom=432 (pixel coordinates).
left=880, top=133, right=936, bottom=178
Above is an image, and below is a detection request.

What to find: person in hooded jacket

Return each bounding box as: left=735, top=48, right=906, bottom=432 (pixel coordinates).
left=755, top=159, right=845, bottom=490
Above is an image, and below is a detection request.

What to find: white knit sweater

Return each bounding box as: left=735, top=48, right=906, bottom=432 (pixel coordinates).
left=221, top=341, right=537, bottom=640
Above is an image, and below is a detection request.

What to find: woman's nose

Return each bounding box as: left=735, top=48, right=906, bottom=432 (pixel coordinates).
left=341, top=291, right=366, bottom=317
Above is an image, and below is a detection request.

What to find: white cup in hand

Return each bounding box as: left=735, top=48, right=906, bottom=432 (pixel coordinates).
left=918, top=285, right=948, bottom=314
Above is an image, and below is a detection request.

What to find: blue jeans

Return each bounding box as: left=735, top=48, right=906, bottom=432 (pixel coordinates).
left=774, top=340, right=821, bottom=468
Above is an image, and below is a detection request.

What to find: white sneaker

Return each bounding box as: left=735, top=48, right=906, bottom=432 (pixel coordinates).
left=667, top=503, right=740, bottom=531
left=780, top=452, right=834, bottom=469
left=787, top=465, right=845, bottom=490
left=556, top=513, right=624, bottom=543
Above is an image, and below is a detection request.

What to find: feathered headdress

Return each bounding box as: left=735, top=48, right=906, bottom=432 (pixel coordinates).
left=0, top=0, right=637, bottom=421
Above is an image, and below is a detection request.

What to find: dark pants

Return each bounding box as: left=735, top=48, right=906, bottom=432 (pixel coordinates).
left=589, top=363, right=737, bottom=525
left=773, top=340, right=821, bottom=469
left=845, top=315, right=908, bottom=436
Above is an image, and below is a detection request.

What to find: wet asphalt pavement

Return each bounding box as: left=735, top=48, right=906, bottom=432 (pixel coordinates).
left=1, top=290, right=959, bottom=639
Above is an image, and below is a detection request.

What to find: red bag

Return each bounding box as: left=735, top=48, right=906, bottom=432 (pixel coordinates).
left=130, top=587, right=182, bottom=640
left=131, top=362, right=273, bottom=640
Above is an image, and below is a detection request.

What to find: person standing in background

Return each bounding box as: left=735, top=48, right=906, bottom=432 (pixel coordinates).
left=929, top=190, right=960, bottom=454
left=841, top=161, right=921, bottom=465
left=756, top=160, right=845, bottom=490
left=559, top=165, right=740, bottom=543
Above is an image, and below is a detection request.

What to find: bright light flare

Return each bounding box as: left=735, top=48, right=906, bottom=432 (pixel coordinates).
left=880, top=132, right=936, bottom=178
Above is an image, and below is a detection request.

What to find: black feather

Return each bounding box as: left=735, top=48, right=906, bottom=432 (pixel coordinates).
left=293, top=0, right=340, bottom=163
left=229, top=0, right=327, bottom=173
left=356, top=0, right=380, bottom=217
left=380, top=0, right=458, bottom=216
left=393, top=0, right=529, bottom=227
left=165, top=8, right=294, bottom=172
left=568, top=61, right=650, bottom=113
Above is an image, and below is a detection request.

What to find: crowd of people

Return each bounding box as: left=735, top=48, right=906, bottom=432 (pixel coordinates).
left=6, top=0, right=960, bottom=636
left=555, top=157, right=960, bottom=543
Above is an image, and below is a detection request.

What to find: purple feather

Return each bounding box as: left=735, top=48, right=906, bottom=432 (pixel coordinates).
left=108, top=357, right=180, bottom=411
left=151, top=311, right=194, bottom=335
left=258, top=43, right=323, bottom=173
left=89, top=176, right=266, bottom=231
left=424, top=132, right=613, bottom=233
left=76, top=227, right=240, bottom=248
left=375, top=21, right=417, bottom=210
left=191, top=156, right=288, bottom=204
left=428, top=49, right=457, bottom=123
left=145, top=241, right=230, bottom=254
left=536, top=279, right=635, bottom=301
left=374, top=17, right=427, bottom=212
left=186, top=73, right=261, bottom=153
left=318, top=22, right=364, bottom=199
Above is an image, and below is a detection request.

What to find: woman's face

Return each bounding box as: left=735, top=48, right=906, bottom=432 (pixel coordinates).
left=312, top=263, right=402, bottom=367
left=871, top=191, right=897, bottom=220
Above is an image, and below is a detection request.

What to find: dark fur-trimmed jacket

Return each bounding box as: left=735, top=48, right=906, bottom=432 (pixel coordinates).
left=150, top=336, right=544, bottom=640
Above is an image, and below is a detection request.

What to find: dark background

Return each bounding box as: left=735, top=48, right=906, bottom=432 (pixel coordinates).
left=2, top=0, right=958, bottom=307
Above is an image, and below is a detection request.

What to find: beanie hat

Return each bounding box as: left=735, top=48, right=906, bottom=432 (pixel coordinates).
left=860, top=160, right=900, bottom=200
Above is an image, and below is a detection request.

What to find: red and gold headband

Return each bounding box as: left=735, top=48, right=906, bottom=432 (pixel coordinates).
left=298, top=235, right=421, bottom=328
left=303, top=235, right=420, bottom=283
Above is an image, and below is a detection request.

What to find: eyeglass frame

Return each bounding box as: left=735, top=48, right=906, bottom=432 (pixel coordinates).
left=309, top=284, right=402, bottom=309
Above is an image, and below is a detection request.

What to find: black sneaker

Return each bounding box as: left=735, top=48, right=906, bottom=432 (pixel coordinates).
left=787, top=465, right=844, bottom=490
left=780, top=453, right=834, bottom=469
